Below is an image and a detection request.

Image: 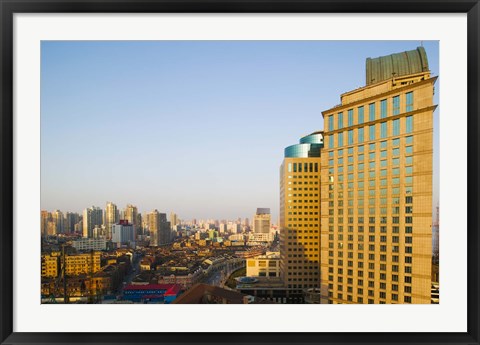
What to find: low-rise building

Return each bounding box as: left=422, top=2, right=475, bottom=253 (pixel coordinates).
left=65, top=252, right=101, bottom=276
left=41, top=253, right=59, bottom=278
left=72, top=238, right=108, bottom=251
left=246, top=252, right=281, bottom=278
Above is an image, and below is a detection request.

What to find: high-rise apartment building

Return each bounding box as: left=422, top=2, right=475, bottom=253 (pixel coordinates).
left=124, top=204, right=139, bottom=235
left=112, top=220, right=135, bottom=247
left=148, top=210, right=171, bottom=246
left=83, top=206, right=103, bottom=238
left=320, top=47, right=435, bottom=304
left=40, top=210, right=51, bottom=237
left=280, top=132, right=323, bottom=296
left=253, top=208, right=271, bottom=234
left=65, top=212, right=80, bottom=234
left=105, top=202, right=119, bottom=239
left=52, top=210, right=64, bottom=234
left=170, top=212, right=178, bottom=229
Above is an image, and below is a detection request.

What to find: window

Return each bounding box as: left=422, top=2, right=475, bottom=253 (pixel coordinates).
left=406, top=146, right=413, bottom=154
left=406, top=116, right=413, bottom=133
left=380, top=122, right=387, bottom=138
left=392, top=138, right=400, bottom=146
left=380, top=99, right=387, bottom=118
left=338, top=132, right=344, bottom=147
left=338, top=112, right=344, bottom=129
left=393, top=95, right=400, bottom=115
left=329, top=115, right=334, bottom=131
left=358, top=106, right=364, bottom=124
left=406, top=92, right=414, bottom=112
left=348, top=109, right=354, bottom=126
left=348, top=130, right=354, bottom=145
left=328, top=135, right=334, bottom=149
left=358, top=127, right=364, bottom=143
left=393, top=119, right=400, bottom=136
left=369, top=125, right=376, bottom=140
left=405, top=135, right=413, bottom=144
left=369, top=103, right=376, bottom=121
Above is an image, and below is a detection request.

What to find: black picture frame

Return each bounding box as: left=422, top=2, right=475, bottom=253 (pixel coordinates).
left=1, top=1, right=479, bottom=344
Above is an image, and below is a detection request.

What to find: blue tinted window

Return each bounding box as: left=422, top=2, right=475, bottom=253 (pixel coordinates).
left=406, top=92, right=414, bottom=112
left=358, top=128, right=364, bottom=143
left=369, top=103, right=375, bottom=121
left=369, top=125, right=376, bottom=140
left=406, top=116, right=413, bottom=133
left=380, top=122, right=387, bottom=138
left=329, top=115, right=334, bottom=131
left=348, top=130, right=354, bottom=145
left=358, top=106, right=364, bottom=124
left=393, top=119, right=400, bottom=136
left=348, top=109, right=354, bottom=126
left=338, top=132, right=344, bottom=147
left=393, top=96, right=400, bottom=115
left=380, top=99, right=387, bottom=118
left=328, top=135, right=334, bottom=149
left=338, top=112, right=344, bottom=129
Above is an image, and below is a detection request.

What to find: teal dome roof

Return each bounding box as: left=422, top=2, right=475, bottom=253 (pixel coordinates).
left=366, top=46, right=429, bottom=85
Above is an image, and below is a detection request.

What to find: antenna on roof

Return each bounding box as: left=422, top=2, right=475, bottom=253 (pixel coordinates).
left=420, top=40, right=424, bottom=47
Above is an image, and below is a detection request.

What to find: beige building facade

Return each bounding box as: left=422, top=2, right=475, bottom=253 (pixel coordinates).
left=320, top=47, right=435, bottom=304
left=280, top=132, right=323, bottom=295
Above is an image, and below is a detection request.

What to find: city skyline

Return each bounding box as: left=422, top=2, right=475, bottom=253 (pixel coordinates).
left=41, top=41, right=439, bottom=221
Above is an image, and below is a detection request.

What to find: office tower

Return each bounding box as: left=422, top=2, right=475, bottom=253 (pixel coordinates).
left=148, top=210, right=170, bottom=246
left=83, top=206, right=103, bottom=238
left=320, top=47, right=435, bottom=304
left=253, top=208, right=271, bottom=234
left=136, top=213, right=143, bottom=236
left=112, top=220, right=135, bottom=248
left=105, top=202, right=119, bottom=239
left=40, top=210, right=51, bottom=237
left=65, top=212, right=80, bottom=234
left=52, top=210, right=64, bottom=234
left=124, top=204, right=138, bottom=235
left=280, top=132, right=323, bottom=295
left=170, top=212, right=178, bottom=229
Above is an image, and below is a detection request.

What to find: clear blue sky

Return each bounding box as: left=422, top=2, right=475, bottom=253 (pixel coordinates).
left=41, top=40, right=439, bottom=222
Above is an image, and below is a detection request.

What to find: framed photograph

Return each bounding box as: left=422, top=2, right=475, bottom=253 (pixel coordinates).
left=1, top=1, right=478, bottom=345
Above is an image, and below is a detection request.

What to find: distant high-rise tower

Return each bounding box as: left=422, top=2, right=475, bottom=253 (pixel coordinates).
left=40, top=211, right=51, bottom=237
left=83, top=206, right=103, bottom=238
left=280, top=131, right=323, bottom=294
left=52, top=210, right=64, bottom=234
left=124, top=204, right=139, bottom=236
left=253, top=208, right=271, bottom=234
left=65, top=212, right=80, bottom=234
left=170, top=212, right=178, bottom=229
left=105, top=202, right=119, bottom=239
left=148, top=210, right=171, bottom=246
left=320, top=47, right=435, bottom=304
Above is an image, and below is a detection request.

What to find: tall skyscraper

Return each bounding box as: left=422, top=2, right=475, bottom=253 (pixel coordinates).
left=253, top=208, right=271, bottom=234
left=83, top=206, right=103, bottom=238
left=170, top=212, right=178, bottom=229
left=124, top=204, right=138, bottom=236
left=105, top=202, right=119, bottom=239
left=65, top=212, right=80, bottom=234
left=40, top=210, right=51, bottom=237
left=280, top=132, right=323, bottom=297
left=320, top=47, right=435, bottom=304
left=52, top=210, right=64, bottom=234
left=148, top=210, right=171, bottom=246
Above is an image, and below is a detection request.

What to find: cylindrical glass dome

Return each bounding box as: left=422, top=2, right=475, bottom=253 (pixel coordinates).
left=299, top=132, right=324, bottom=145
left=284, top=143, right=322, bottom=158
